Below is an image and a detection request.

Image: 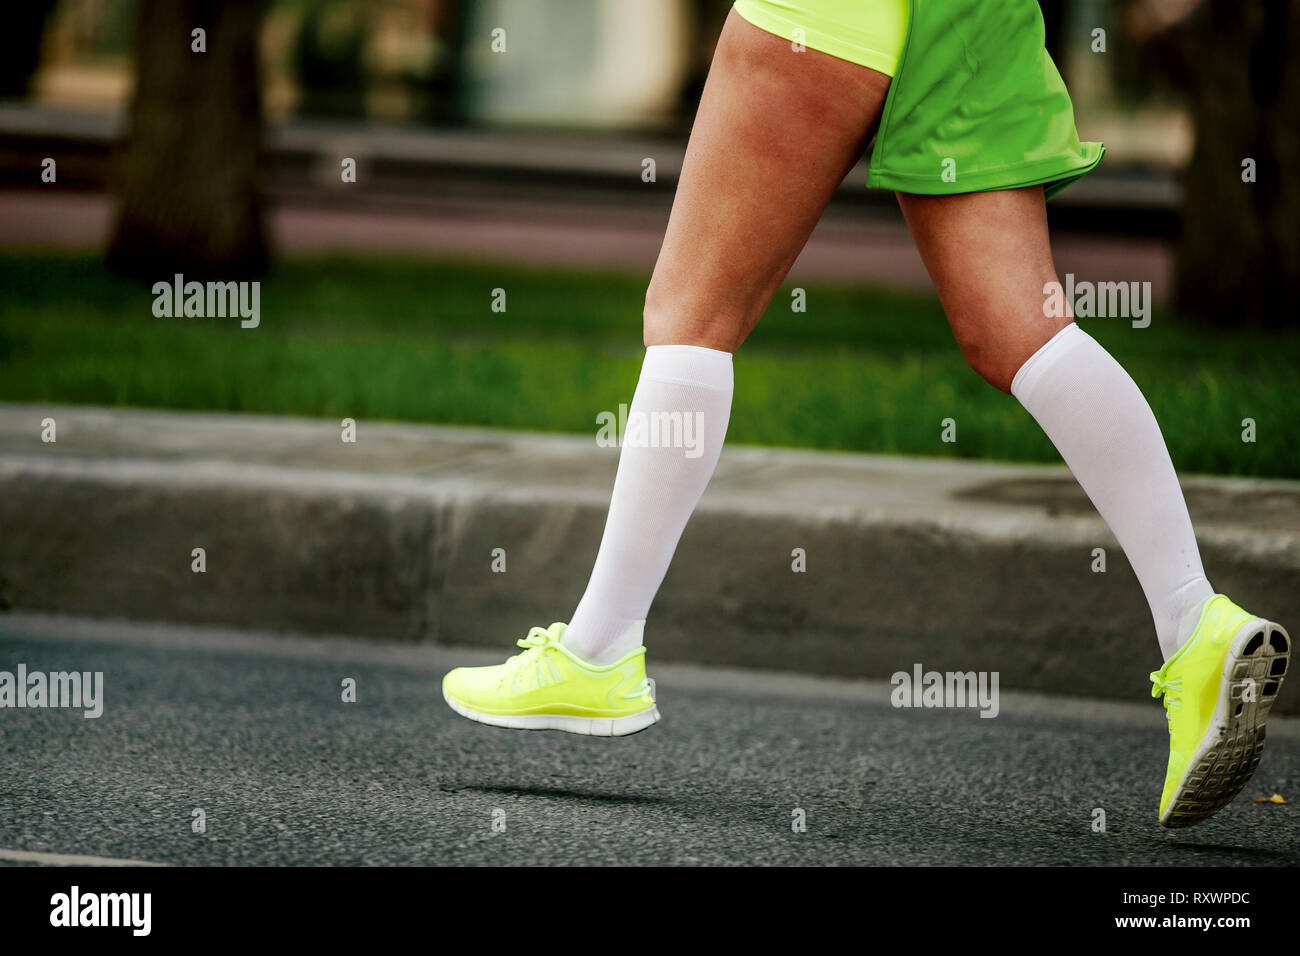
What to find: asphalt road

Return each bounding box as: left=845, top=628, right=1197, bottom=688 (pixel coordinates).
left=1, top=615, right=1296, bottom=867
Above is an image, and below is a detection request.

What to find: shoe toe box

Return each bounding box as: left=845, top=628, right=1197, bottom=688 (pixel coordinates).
left=442, top=663, right=507, bottom=706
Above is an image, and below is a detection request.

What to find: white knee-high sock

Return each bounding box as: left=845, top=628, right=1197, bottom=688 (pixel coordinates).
left=564, top=345, right=734, bottom=664
left=1011, top=323, right=1213, bottom=659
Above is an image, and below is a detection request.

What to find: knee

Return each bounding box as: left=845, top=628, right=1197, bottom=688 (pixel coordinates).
left=951, top=310, right=1071, bottom=394
left=641, top=282, right=677, bottom=347
left=642, top=281, right=741, bottom=352
left=954, top=333, right=1020, bottom=394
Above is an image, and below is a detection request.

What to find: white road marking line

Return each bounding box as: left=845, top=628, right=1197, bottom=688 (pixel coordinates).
left=0, top=848, right=172, bottom=867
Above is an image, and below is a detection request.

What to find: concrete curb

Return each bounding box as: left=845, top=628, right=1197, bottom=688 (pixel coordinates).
left=1, top=403, right=1296, bottom=711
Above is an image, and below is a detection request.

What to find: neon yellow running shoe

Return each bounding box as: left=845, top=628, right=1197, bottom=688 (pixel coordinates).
left=442, top=622, right=659, bottom=737
left=1150, top=594, right=1290, bottom=828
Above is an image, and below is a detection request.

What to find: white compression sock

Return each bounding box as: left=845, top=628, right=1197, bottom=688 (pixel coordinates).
left=564, top=345, right=734, bottom=665
left=1011, top=323, right=1213, bottom=660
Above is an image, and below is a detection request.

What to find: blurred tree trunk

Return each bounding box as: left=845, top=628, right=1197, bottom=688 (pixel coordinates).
left=425, top=0, right=469, bottom=124
left=106, top=0, right=269, bottom=281
left=1175, top=0, right=1299, bottom=327
left=0, top=0, right=58, bottom=97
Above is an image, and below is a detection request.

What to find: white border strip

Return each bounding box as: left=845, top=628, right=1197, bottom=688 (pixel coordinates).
left=0, top=848, right=171, bottom=867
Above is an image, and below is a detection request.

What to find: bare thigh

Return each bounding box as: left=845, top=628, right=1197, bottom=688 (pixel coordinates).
left=896, top=187, right=1072, bottom=392
left=644, top=8, right=891, bottom=351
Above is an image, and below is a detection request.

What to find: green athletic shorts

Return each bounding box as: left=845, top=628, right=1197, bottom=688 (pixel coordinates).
left=732, top=0, right=1105, bottom=199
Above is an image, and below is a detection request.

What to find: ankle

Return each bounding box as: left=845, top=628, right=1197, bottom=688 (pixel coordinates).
left=1165, top=585, right=1215, bottom=659
left=563, top=619, right=645, bottom=666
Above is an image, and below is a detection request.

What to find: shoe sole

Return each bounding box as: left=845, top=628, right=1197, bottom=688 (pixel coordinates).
left=442, top=689, right=660, bottom=737
left=1160, top=619, right=1290, bottom=828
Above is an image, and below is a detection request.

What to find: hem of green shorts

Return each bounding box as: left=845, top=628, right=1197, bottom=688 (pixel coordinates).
left=732, top=0, right=901, bottom=76
left=866, top=0, right=1105, bottom=201
left=868, top=143, right=1106, bottom=199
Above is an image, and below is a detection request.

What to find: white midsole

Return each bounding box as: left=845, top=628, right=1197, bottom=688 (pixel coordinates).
left=443, top=689, right=660, bottom=737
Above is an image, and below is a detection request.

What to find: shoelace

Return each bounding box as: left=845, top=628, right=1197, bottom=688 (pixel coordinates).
left=1149, top=670, right=1184, bottom=724
left=499, top=626, right=556, bottom=692
left=497, top=626, right=654, bottom=703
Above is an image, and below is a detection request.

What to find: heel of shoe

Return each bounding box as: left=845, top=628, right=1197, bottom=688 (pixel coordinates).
left=1226, top=621, right=1289, bottom=720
